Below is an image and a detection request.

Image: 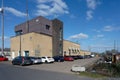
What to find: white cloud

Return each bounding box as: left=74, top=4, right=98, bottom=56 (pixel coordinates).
left=96, top=34, right=104, bottom=38
left=87, top=0, right=98, bottom=10
left=103, top=25, right=120, bottom=32
left=0, top=36, right=10, bottom=40
left=103, top=26, right=114, bottom=32
left=70, top=14, right=76, bottom=19
left=0, top=8, right=3, bottom=12
left=86, top=0, right=100, bottom=20
left=4, top=7, right=26, bottom=17
left=68, top=33, right=88, bottom=40
left=37, top=0, right=51, bottom=3
left=92, top=34, right=104, bottom=41
left=86, top=10, right=93, bottom=20
left=92, top=29, right=101, bottom=33
left=35, top=0, right=69, bottom=17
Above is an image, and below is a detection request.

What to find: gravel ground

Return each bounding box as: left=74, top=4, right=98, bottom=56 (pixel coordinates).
left=24, top=57, right=100, bottom=74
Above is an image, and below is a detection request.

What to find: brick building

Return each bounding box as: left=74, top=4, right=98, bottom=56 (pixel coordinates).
left=11, top=16, right=63, bottom=59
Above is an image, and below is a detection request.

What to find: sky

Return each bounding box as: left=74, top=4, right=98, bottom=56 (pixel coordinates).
left=0, top=0, right=120, bottom=52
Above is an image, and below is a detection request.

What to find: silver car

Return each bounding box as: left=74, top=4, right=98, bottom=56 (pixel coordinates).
left=30, top=57, right=42, bottom=64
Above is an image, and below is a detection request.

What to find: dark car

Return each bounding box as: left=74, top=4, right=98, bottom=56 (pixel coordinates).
left=12, top=56, right=33, bottom=66
left=53, top=56, right=64, bottom=62
left=64, top=56, right=74, bottom=61
left=84, top=55, right=92, bottom=59
left=0, top=56, right=8, bottom=61
left=76, top=55, right=84, bottom=59
left=71, top=56, right=78, bottom=60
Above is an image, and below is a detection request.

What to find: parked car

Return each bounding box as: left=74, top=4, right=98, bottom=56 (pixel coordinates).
left=71, top=56, right=79, bottom=60
left=0, top=55, right=8, bottom=61
left=84, top=55, right=92, bottom=59
left=77, top=55, right=84, bottom=59
left=64, top=56, right=74, bottom=61
left=29, top=57, right=42, bottom=64
left=53, top=56, right=64, bottom=62
left=12, top=56, right=33, bottom=66
left=41, top=56, right=54, bottom=63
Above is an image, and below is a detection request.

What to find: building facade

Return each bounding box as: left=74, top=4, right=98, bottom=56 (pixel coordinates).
left=11, top=32, right=52, bottom=59
left=11, top=16, right=88, bottom=59
left=63, top=40, right=80, bottom=56
left=80, top=50, right=91, bottom=56
left=11, top=16, right=63, bottom=59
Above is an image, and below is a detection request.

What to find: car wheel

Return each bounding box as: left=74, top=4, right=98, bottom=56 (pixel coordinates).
left=20, top=63, right=24, bottom=66
left=45, top=61, right=48, bottom=63
left=12, top=62, right=15, bottom=65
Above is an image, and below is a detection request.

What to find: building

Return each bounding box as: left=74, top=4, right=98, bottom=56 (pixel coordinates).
left=11, top=16, right=63, bottom=59
left=63, top=40, right=80, bottom=56
left=11, top=16, right=84, bottom=59
left=80, top=50, right=91, bottom=56
left=11, top=32, right=52, bottom=58
left=0, top=48, right=10, bottom=56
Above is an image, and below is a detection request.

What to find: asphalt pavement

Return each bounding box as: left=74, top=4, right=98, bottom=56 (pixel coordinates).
left=0, top=63, right=94, bottom=80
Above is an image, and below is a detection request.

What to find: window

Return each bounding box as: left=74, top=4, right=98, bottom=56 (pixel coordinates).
left=46, top=25, right=50, bottom=30
left=59, top=27, right=62, bottom=40
left=15, top=30, right=23, bottom=36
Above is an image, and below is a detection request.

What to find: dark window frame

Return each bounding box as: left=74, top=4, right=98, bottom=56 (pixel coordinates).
left=46, top=25, right=50, bottom=30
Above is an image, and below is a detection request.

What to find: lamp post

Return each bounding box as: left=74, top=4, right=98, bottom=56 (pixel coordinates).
left=0, top=0, right=4, bottom=56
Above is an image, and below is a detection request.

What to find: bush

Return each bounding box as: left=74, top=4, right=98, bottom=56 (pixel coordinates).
left=94, top=63, right=120, bottom=77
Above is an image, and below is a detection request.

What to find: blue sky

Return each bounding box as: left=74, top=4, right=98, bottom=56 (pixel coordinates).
left=0, top=0, right=120, bottom=52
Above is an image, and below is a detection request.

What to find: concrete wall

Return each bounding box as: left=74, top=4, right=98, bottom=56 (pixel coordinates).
left=63, top=40, right=80, bottom=56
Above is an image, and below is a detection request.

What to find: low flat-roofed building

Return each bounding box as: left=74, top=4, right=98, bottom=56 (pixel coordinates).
left=63, top=40, right=80, bottom=56
left=80, top=50, right=91, bottom=56
left=11, top=32, right=52, bottom=59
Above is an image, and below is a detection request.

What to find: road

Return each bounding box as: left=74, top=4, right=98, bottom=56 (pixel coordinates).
left=0, top=63, right=94, bottom=80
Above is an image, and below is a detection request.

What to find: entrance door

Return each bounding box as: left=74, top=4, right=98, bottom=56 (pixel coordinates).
left=24, top=51, right=29, bottom=57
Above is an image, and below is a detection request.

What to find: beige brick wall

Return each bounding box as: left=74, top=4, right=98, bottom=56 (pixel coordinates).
left=32, top=33, right=52, bottom=57
left=11, top=32, right=52, bottom=58
left=80, top=50, right=91, bottom=56
left=63, top=40, right=80, bottom=56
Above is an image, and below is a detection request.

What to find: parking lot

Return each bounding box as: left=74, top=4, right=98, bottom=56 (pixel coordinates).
left=25, top=57, right=99, bottom=74
left=1, top=57, right=99, bottom=74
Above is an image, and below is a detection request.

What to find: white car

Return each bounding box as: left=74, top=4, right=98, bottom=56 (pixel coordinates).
left=41, top=56, right=54, bottom=63
left=30, top=57, right=42, bottom=64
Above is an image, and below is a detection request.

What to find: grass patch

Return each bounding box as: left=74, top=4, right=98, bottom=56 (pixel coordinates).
left=79, top=72, right=106, bottom=78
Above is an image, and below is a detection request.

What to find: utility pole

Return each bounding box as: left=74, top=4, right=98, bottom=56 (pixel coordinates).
left=113, top=40, right=116, bottom=54
left=1, top=0, right=4, bottom=56
left=26, top=0, right=29, bottom=33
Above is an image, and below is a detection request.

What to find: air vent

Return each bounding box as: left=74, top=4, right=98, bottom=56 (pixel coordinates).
left=36, top=19, right=39, bottom=22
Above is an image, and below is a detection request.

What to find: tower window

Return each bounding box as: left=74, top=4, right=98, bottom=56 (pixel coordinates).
left=15, top=30, right=23, bottom=36
left=46, top=25, right=50, bottom=30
